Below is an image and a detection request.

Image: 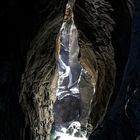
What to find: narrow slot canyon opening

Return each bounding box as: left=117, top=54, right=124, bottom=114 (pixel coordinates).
left=19, top=0, right=116, bottom=139
left=50, top=1, right=96, bottom=140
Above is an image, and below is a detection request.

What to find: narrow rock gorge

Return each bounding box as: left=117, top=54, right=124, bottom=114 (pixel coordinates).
left=20, top=0, right=115, bottom=139
left=1, top=0, right=139, bottom=140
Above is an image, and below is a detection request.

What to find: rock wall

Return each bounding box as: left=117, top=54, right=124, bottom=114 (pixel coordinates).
left=20, top=0, right=116, bottom=139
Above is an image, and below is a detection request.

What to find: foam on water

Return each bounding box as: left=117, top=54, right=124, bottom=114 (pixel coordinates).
left=51, top=122, right=88, bottom=140
left=54, top=132, right=87, bottom=140
left=51, top=1, right=88, bottom=140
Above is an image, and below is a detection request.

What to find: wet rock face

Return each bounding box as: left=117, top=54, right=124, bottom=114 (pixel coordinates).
left=74, top=0, right=116, bottom=127
left=20, top=0, right=116, bottom=139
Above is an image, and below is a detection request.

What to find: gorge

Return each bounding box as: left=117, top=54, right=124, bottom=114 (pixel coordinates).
left=0, top=0, right=140, bottom=140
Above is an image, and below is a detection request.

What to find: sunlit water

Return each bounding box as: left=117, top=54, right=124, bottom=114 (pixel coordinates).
left=56, top=2, right=82, bottom=100
left=50, top=122, right=88, bottom=140
left=53, top=131, right=87, bottom=140
left=51, top=1, right=88, bottom=140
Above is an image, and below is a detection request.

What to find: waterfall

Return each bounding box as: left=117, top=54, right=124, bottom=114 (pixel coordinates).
left=56, top=1, right=82, bottom=100
left=50, top=1, right=88, bottom=140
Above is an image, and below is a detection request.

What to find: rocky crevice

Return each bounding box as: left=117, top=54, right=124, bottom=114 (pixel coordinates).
left=20, top=0, right=116, bottom=139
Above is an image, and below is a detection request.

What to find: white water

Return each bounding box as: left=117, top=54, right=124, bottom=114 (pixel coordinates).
left=56, top=2, right=82, bottom=100
left=52, top=122, right=87, bottom=140
left=52, top=1, right=88, bottom=140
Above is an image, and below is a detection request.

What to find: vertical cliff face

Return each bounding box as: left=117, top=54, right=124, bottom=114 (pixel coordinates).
left=20, top=1, right=67, bottom=139
left=73, top=0, right=116, bottom=127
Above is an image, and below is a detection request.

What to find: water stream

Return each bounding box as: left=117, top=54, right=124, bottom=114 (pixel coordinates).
left=50, top=1, right=88, bottom=140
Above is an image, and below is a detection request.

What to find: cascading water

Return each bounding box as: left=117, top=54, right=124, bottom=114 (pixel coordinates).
left=56, top=2, right=82, bottom=100
left=50, top=1, right=94, bottom=140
